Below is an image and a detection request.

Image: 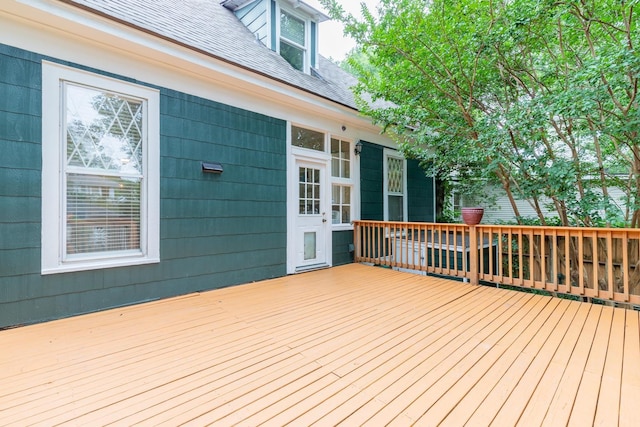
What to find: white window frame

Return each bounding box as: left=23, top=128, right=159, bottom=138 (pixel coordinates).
left=330, top=137, right=355, bottom=230
left=41, top=61, right=160, bottom=274
left=276, top=5, right=310, bottom=73
left=383, top=148, right=408, bottom=222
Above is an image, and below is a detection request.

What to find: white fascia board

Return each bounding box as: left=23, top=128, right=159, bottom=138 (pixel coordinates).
left=2, top=0, right=391, bottom=145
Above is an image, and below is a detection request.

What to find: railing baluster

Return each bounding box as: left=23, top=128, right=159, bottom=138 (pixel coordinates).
left=592, top=232, right=599, bottom=295
left=606, top=231, right=613, bottom=301
left=352, top=221, right=640, bottom=307
left=552, top=229, right=558, bottom=291
left=578, top=230, right=585, bottom=296
left=540, top=229, right=547, bottom=289
left=564, top=232, right=571, bottom=295
left=497, top=227, right=503, bottom=280
left=623, top=231, right=630, bottom=301
left=478, top=228, right=484, bottom=279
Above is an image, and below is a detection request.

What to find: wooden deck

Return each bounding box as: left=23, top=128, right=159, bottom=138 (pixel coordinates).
left=1, top=264, right=639, bottom=426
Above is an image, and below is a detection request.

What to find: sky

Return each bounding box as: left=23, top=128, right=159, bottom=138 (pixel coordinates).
left=304, top=0, right=379, bottom=61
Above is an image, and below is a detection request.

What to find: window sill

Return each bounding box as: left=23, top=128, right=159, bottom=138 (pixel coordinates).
left=331, top=224, right=354, bottom=232
left=42, top=256, right=160, bottom=275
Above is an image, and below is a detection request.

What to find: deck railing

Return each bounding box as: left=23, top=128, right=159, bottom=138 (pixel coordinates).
left=353, top=220, right=640, bottom=306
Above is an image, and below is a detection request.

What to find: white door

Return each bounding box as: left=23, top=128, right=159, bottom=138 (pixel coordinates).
left=294, top=159, right=329, bottom=271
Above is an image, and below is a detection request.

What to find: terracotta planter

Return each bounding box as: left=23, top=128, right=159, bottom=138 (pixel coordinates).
left=461, top=207, right=484, bottom=226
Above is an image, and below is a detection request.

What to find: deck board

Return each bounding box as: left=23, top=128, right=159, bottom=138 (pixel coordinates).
left=0, top=263, right=637, bottom=426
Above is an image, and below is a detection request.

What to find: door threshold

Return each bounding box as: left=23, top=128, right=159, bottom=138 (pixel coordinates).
left=295, top=263, right=330, bottom=273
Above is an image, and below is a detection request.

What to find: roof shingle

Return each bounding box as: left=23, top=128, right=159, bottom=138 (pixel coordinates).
left=61, top=0, right=358, bottom=109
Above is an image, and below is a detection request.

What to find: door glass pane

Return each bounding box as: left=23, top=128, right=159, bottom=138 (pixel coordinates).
left=299, top=166, right=321, bottom=215
left=304, top=232, right=316, bottom=260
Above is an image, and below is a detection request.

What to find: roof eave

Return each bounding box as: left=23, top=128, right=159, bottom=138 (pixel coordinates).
left=57, top=0, right=354, bottom=111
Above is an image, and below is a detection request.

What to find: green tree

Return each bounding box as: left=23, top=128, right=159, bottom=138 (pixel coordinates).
left=321, top=0, right=639, bottom=227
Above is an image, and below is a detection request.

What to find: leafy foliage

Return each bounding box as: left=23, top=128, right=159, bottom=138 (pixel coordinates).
left=320, top=0, right=639, bottom=227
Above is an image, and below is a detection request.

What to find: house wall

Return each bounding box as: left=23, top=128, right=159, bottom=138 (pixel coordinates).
left=359, top=141, right=435, bottom=222
left=360, top=141, right=384, bottom=220
left=0, top=44, right=288, bottom=327
left=478, top=185, right=629, bottom=224
left=408, top=159, right=435, bottom=222
left=332, top=230, right=353, bottom=266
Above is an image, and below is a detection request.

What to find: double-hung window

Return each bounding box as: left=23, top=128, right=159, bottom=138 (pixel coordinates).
left=279, top=9, right=307, bottom=71
left=384, top=149, right=407, bottom=222
left=331, top=138, right=353, bottom=226
left=42, top=62, right=159, bottom=274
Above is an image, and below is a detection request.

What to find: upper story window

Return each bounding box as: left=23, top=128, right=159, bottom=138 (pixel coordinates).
left=280, top=9, right=306, bottom=71
left=222, top=0, right=326, bottom=75
left=42, top=62, right=160, bottom=274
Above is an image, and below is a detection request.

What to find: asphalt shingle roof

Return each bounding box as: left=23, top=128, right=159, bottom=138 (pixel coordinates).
left=61, top=0, right=359, bottom=109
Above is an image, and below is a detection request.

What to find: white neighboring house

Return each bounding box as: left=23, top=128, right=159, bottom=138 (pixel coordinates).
left=457, top=183, right=630, bottom=224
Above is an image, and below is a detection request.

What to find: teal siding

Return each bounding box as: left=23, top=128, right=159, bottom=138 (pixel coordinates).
left=360, top=143, right=434, bottom=223
left=407, top=159, right=435, bottom=222
left=0, top=44, right=287, bottom=328
left=0, top=46, right=42, bottom=290
left=359, top=141, right=384, bottom=220
left=332, top=230, right=353, bottom=266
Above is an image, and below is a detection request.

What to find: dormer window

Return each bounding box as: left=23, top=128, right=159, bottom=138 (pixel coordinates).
left=221, top=0, right=328, bottom=75
left=280, top=9, right=306, bottom=71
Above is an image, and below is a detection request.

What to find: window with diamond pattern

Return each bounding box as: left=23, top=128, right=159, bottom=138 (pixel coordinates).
left=41, top=62, right=159, bottom=274
left=386, top=155, right=405, bottom=221
left=64, top=83, right=144, bottom=255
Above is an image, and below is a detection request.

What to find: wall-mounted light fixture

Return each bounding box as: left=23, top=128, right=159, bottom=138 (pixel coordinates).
left=354, top=140, right=363, bottom=156
left=202, top=162, right=224, bottom=174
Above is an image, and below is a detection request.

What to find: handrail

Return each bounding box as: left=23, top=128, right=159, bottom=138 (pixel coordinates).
left=353, top=220, right=640, bottom=306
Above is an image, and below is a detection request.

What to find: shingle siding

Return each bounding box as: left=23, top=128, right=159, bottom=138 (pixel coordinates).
left=360, top=141, right=384, bottom=221
left=332, top=230, right=353, bottom=266
left=360, top=144, right=435, bottom=223
left=408, top=159, right=435, bottom=222
left=0, top=44, right=288, bottom=328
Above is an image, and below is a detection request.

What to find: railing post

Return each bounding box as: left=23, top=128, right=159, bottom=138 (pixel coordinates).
left=469, top=225, right=479, bottom=285
left=353, top=221, right=360, bottom=262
